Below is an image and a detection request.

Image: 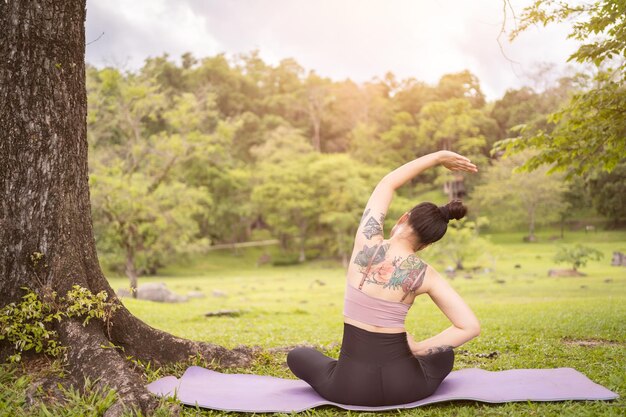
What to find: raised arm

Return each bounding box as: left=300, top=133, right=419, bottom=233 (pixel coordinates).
left=407, top=267, right=480, bottom=356
left=354, top=151, right=476, bottom=245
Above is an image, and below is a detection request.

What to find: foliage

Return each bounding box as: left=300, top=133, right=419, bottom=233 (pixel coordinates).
left=366, top=112, right=421, bottom=170
left=0, top=363, right=120, bottom=417
left=586, top=159, right=626, bottom=224
left=87, top=67, right=219, bottom=279
left=469, top=150, right=569, bottom=237
left=251, top=152, right=322, bottom=257
left=417, top=98, right=496, bottom=192
left=429, top=217, right=493, bottom=270
left=494, top=0, right=626, bottom=177
left=84, top=47, right=623, bottom=269
left=311, top=154, right=377, bottom=263
left=553, top=243, right=604, bottom=271
left=90, top=167, right=211, bottom=276
left=0, top=285, right=120, bottom=363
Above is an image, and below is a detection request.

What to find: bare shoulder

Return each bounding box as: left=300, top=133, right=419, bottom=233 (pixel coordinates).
left=419, top=263, right=445, bottom=293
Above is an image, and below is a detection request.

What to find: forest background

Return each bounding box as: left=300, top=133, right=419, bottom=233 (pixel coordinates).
left=86, top=50, right=625, bottom=289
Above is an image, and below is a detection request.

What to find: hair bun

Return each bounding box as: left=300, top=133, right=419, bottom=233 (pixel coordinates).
left=445, top=199, right=467, bottom=221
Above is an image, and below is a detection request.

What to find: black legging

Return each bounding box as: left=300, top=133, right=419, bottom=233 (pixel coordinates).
left=287, top=322, right=454, bottom=406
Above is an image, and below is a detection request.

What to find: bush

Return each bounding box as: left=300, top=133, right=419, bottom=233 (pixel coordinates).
left=553, top=244, right=604, bottom=271
left=0, top=285, right=120, bottom=363
left=271, top=253, right=300, bottom=266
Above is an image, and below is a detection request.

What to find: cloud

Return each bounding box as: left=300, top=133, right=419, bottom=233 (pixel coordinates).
left=86, top=0, right=581, bottom=100
left=86, top=0, right=220, bottom=70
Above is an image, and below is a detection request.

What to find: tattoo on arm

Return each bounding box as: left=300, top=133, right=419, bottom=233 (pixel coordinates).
left=359, top=207, right=385, bottom=240
left=424, top=345, right=453, bottom=355
left=363, top=216, right=383, bottom=239
left=359, top=208, right=371, bottom=226
left=359, top=208, right=385, bottom=240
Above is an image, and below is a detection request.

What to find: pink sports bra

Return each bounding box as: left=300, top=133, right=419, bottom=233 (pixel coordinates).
left=343, top=282, right=412, bottom=328
left=343, top=245, right=416, bottom=329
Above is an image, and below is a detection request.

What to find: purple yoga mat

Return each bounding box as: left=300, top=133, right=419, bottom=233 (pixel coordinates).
left=147, top=366, right=618, bottom=413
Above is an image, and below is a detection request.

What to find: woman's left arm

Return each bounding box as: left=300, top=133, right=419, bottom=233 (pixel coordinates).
left=408, top=267, right=481, bottom=356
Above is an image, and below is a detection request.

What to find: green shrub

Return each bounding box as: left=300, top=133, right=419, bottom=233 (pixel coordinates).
left=0, top=285, right=120, bottom=363
left=271, top=253, right=300, bottom=266
left=553, top=244, right=604, bottom=271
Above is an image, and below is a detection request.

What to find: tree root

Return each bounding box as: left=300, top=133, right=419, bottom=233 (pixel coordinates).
left=109, top=306, right=261, bottom=369
left=57, top=319, right=161, bottom=416
left=52, top=303, right=269, bottom=415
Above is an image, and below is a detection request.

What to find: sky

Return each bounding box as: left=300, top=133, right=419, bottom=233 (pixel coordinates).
left=85, top=0, right=581, bottom=101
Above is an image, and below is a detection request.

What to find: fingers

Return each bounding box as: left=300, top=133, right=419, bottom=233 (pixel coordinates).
left=451, top=161, right=478, bottom=172
left=457, top=156, right=477, bottom=171
left=443, top=155, right=478, bottom=172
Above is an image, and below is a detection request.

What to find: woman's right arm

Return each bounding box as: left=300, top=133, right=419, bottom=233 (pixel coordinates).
left=409, top=267, right=480, bottom=356
left=382, top=150, right=477, bottom=190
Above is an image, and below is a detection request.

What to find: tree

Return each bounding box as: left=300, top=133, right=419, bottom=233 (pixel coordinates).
left=417, top=98, right=497, bottom=199
left=553, top=244, right=604, bottom=272
left=490, top=87, right=543, bottom=139
left=251, top=152, right=322, bottom=262
left=586, top=160, right=626, bottom=226
left=494, top=0, right=626, bottom=177
left=349, top=112, right=421, bottom=171
left=0, top=2, right=255, bottom=415
left=435, top=70, right=486, bottom=108
left=90, top=167, right=210, bottom=292
left=299, top=72, right=334, bottom=152
left=470, top=150, right=570, bottom=241
left=87, top=69, right=219, bottom=286
left=310, top=154, right=373, bottom=267
left=429, top=218, right=493, bottom=270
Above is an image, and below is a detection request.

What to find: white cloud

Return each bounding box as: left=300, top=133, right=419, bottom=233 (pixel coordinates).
left=86, top=0, right=220, bottom=70
left=86, top=0, right=581, bottom=100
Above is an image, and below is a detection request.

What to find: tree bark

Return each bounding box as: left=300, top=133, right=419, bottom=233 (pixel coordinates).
left=0, top=1, right=256, bottom=415
left=125, top=244, right=139, bottom=298
left=307, top=95, right=322, bottom=152
left=298, top=221, right=307, bottom=263
left=528, top=205, right=536, bottom=241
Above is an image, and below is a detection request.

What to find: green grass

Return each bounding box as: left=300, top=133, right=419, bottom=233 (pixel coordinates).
left=2, top=230, right=625, bottom=416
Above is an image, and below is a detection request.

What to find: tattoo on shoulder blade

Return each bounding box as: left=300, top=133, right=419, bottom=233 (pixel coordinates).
left=384, top=254, right=428, bottom=301
left=354, top=243, right=388, bottom=269
left=354, top=243, right=389, bottom=287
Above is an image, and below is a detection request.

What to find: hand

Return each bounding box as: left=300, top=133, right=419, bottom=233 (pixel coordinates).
left=437, top=151, right=478, bottom=173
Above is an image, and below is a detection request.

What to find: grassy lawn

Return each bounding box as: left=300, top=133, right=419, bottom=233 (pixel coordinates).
left=2, top=229, right=625, bottom=416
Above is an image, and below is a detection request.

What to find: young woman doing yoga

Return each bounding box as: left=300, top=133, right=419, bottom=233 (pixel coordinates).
left=287, top=150, right=481, bottom=406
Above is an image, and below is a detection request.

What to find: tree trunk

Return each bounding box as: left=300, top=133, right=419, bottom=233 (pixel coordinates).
left=340, top=232, right=349, bottom=269
left=341, top=252, right=349, bottom=269
left=456, top=258, right=464, bottom=270
left=0, top=2, right=256, bottom=415
left=299, top=241, right=306, bottom=263
left=125, top=244, right=139, bottom=298
left=298, top=222, right=307, bottom=263
left=306, top=89, right=323, bottom=152
left=528, top=207, right=536, bottom=241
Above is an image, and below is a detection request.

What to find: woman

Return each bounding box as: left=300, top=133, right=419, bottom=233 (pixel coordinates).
left=287, top=150, right=481, bottom=406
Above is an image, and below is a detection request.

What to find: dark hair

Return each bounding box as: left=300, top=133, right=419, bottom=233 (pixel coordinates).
left=407, top=199, right=467, bottom=248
